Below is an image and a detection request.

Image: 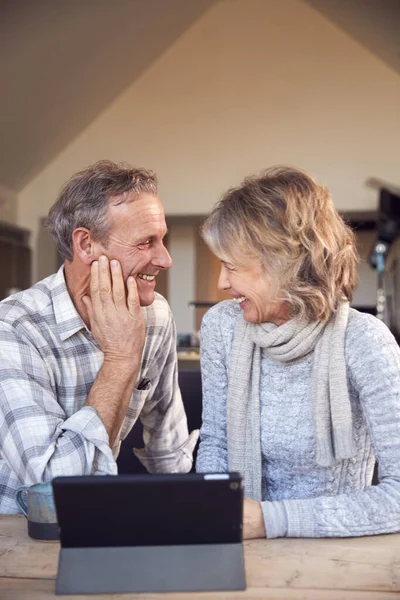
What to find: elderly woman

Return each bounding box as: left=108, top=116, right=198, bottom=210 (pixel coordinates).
left=196, top=166, right=400, bottom=540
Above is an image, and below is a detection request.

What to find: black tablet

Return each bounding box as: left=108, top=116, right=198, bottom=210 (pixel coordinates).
left=52, top=472, right=243, bottom=548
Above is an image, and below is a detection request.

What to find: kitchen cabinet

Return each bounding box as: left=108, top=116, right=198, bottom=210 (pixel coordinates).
left=0, top=222, right=31, bottom=300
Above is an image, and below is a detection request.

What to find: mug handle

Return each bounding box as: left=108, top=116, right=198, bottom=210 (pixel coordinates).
left=16, top=486, right=30, bottom=517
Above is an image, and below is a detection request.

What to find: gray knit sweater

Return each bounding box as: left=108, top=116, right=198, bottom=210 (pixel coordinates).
left=196, top=301, right=400, bottom=538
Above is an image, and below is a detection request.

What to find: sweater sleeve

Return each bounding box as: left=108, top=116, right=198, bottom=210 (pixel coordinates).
left=196, top=304, right=231, bottom=474
left=262, top=314, right=400, bottom=538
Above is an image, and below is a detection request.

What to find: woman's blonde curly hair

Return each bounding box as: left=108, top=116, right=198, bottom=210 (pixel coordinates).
left=202, top=166, right=359, bottom=323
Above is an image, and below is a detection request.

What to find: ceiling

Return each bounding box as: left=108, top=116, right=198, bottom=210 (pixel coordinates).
left=304, top=0, right=400, bottom=75
left=0, top=0, right=216, bottom=191
left=0, top=0, right=399, bottom=193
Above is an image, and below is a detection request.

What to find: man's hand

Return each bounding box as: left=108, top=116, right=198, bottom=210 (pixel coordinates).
left=83, top=256, right=146, bottom=445
left=83, top=256, right=145, bottom=367
left=243, top=499, right=266, bottom=539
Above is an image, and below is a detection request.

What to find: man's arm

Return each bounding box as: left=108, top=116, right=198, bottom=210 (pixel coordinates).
left=133, top=298, right=198, bottom=473
left=83, top=256, right=145, bottom=446
left=0, top=322, right=116, bottom=485
left=0, top=257, right=145, bottom=488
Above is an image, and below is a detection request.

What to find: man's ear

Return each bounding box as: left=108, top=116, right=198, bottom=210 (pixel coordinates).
left=71, top=228, right=100, bottom=265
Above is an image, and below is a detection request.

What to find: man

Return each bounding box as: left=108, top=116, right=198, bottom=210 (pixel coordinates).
left=0, top=160, right=198, bottom=513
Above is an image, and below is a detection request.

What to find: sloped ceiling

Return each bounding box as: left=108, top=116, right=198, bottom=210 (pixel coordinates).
left=0, top=0, right=216, bottom=191
left=0, top=0, right=399, bottom=193
left=304, top=0, right=400, bottom=75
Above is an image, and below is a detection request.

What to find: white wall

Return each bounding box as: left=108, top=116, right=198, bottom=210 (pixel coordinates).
left=168, top=223, right=195, bottom=333
left=17, top=0, right=400, bottom=307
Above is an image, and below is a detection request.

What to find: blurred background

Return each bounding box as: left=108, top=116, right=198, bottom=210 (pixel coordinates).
left=1, top=0, right=400, bottom=374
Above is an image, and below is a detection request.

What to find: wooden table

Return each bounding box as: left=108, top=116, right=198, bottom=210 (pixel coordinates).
left=1, top=515, right=400, bottom=599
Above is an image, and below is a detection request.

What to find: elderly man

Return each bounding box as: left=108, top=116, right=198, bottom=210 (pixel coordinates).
left=0, top=160, right=198, bottom=513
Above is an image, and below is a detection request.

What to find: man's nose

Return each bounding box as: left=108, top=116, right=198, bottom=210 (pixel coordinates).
left=217, top=266, right=230, bottom=291
left=154, top=244, right=172, bottom=270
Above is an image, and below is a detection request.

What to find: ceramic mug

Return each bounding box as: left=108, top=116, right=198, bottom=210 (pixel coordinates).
left=16, top=482, right=59, bottom=541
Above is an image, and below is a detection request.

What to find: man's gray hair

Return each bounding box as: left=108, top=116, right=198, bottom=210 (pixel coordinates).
left=44, top=160, right=158, bottom=261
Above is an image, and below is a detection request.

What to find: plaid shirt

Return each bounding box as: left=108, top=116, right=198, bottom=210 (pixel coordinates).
left=0, top=267, right=198, bottom=513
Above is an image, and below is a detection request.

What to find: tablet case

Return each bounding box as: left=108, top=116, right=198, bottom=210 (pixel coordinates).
left=52, top=472, right=246, bottom=595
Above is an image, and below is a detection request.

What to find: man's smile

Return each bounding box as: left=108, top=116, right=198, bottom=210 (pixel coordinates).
left=137, top=273, right=156, bottom=281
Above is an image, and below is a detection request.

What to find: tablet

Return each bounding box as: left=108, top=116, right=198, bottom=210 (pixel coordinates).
left=52, top=472, right=243, bottom=548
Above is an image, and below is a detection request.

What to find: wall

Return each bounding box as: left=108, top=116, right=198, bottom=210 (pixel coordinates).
left=168, top=223, right=196, bottom=333
left=195, top=230, right=230, bottom=330
left=17, top=0, right=400, bottom=314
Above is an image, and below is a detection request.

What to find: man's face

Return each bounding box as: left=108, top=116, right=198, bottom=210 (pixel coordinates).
left=96, top=193, right=172, bottom=307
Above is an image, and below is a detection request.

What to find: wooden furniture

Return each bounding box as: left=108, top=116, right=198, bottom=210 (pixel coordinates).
left=0, top=222, right=31, bottom=300
left=1, top=515, right=400, bottom=599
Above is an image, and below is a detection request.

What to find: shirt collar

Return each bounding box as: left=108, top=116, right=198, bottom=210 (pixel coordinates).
left=51, top=265, right=87, bottom=341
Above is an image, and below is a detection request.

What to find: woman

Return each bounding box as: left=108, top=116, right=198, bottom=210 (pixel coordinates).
left=196, top=166, right=400, bottom=539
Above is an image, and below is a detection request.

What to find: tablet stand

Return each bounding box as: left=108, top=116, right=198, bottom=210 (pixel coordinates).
left=56, top=542, right=246, bottom=594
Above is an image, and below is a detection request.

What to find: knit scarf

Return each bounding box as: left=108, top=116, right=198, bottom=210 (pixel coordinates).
left=227, top=301, right=355, bottom=500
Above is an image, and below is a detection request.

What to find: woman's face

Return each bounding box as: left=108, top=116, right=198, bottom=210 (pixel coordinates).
left=217, top=255, right=290, bottom=325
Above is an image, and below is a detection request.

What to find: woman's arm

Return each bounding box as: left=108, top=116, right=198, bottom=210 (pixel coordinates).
left=196, top=304, right=232, bottom=474
left=263, top=314, right=400, bottom=538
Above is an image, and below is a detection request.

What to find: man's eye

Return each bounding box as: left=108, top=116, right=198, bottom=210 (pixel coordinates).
left=138, top=239, right=151, bottom=247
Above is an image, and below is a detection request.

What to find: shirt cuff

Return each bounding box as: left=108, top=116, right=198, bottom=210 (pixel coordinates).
left=61, top=406, right=110, bottom=445
left=261, top=500, right=289, bottom=538
left=283, top=498, right=318, bottom=537
left=134, top=429, right=199, bottom=473
left=61, top=406, right=117, bottom=475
